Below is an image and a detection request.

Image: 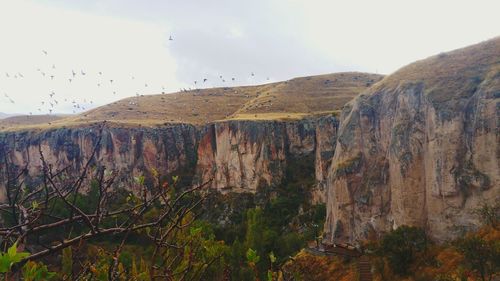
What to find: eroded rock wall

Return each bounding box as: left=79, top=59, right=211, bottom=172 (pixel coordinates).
left=0, top=125, right=198, bottom=201
left=324, top=70, right=500, bottom=244
left=195, top=117, right=337, bottom=194
left=0, top=116, right=339, bottom=202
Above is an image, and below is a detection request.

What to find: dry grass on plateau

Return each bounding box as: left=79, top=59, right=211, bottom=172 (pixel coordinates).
left=375, top=36, right=500, bottom=106
left=0, top=72, right=383, bottom=132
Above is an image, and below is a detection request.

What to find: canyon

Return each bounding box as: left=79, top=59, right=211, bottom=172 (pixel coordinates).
left=1, top=72, right=378, bottom=204
left=1, top=37, right=499, bottom=245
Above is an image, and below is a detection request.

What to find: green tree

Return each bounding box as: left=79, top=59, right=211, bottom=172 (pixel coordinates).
left=380, top=226, right=428, bottom=276
left=245, top=208, right=265, bottom=257
left=456, top=235, right=500, bottom=281
left=245, top=207, right=275, bottom=278
left=246, top=248, right=260, bottom=280
left=61, top=247, right=72, bottom=279
left=473, top=203, right=500, bottom=229
left=229, top=239, right=253, bottom=281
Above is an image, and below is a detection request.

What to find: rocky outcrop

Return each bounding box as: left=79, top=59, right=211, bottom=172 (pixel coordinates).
left=313, top=117, right=339, bottom=203
left=195, top=117, right=338, bottom=196
left=0, top=125, right=198, bottom=201
left=0, top=116, right=339, bottom=202
left=324, top=38, right=500, bottom=244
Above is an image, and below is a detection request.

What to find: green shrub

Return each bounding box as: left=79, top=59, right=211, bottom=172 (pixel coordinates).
left=380, top=226, right=428, bottom=276
left=473, top=203, right=500, bottom=229
left=455, top=235, right=500, bottom=281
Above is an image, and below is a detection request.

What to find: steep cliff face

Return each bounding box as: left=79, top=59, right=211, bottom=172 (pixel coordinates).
left=324, top=38, right=500, bottom=244
left=0, top=116, right=339, bottom=202
left=195, top=117, right=338, bottom=195
left=0, top=125, right=198, bottom=201
left=0, top=72, right=380, bottom=203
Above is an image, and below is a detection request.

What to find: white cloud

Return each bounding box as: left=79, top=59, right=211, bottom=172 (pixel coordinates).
left=0, top=0, right=183, bottom=114
left=295, top=0, right=500, bottom=73
left=0, top=0, right=499, bottom=114
left=228, top=26, right=245, bottom=39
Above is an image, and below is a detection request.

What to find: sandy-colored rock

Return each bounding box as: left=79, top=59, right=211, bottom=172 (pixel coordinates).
left=324, top=37, right=500, bottom=244
left=195, top=117, right=337, bottom=194
left=0, top=125, right=198, bottom=201
left=0, top=117, right=339, bottom=202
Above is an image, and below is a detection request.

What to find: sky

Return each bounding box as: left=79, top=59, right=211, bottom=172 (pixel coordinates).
left=0, top=0, right=499, bottom=114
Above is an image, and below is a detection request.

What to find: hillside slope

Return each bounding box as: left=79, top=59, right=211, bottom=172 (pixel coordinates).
left=0, top=72, right=382, bottom=132
left=324, top=37, right=500, bottom=244
left=0, top=113, right=17, bottom=119
left=81, top=72, right=382, bottom=125
left=0, top=114, right=69, bottom=129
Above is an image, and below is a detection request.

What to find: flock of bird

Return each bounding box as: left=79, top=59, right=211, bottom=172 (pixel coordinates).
left=1, top=36, right=271, bottom=125
left=2, top=49, right=155, bottom=116
left=189, top=72, right=269, bottom=90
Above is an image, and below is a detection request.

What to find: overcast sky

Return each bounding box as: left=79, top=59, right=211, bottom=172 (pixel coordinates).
left=0, top=0, right=499, bottom=114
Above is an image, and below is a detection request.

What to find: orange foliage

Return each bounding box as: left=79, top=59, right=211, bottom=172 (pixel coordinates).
left=286, top=226, right=499, bottom=281
left=416, top=247, right=465, bottom=280
left=283, top=250, right=355, bottom=281
left=477, top=225, right=500, bottom=242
